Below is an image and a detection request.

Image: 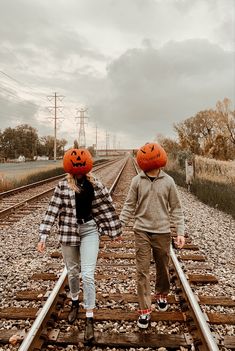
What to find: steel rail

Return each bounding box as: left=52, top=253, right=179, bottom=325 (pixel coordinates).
left=0, top=158, right=120, bottom=199
left=132, top=156, right=219, bottom=350
left=109, top=157, right=129, bottom=194
left=18, top=268, right=67, bottom=351
left=170, top=246, right=219, bottom=351
left=0, top=187, right=55, bottom=220
left=0, top=174, right=64, bottom=199
left=0, top=158, right=125, bottom=220
left=17, top=156, right=128, bottom=350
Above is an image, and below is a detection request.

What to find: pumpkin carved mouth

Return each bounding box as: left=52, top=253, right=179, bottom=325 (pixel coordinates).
left=71, top=160, right=86, bottom=167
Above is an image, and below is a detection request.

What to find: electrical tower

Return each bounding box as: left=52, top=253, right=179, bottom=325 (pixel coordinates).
left=76, top=106, right=88, bottom=148
left=47, top=92, right=64, bottom=161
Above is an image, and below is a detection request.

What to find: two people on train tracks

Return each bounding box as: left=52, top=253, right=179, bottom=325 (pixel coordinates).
left=37, top=147, right=122, bottom=344
left=37, top=141, right=185, bottom=338
left=120, top=142, right=185, bottom=329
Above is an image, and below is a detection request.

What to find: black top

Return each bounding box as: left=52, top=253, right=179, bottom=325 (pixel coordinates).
left=75, top=177, right=94, bottom=220
left=147, top=175, right=156, bottom=182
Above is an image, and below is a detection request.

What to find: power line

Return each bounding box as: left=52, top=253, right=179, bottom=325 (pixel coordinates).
left=0, top=85, right=36, bottom=107
left=0, top=70, right=21, bottom=84
left=0, top=70, right=48, bottom=103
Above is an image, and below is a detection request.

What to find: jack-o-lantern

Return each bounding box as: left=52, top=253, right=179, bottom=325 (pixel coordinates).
left=63, top=148, right=93, bottom=175
left=136, top=142, right=167, bottom=171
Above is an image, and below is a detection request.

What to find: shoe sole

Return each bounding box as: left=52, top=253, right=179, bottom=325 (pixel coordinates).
left=137, top=321, right=149, bottom=329
left=157, top=306, right=168, bottom=312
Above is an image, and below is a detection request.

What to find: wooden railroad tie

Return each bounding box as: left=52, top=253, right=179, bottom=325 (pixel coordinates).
left=0, top=307, right=235, bottom=325
left=30, top=271, right=218, bottom=285
left=15, top=290, right=235, bottom=307
left=50, top=251, right=205, bottom=262
left=0, top=329, right=192, bottom=349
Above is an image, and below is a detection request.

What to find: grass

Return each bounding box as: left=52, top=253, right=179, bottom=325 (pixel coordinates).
left=165, top=170, right=186, bottom=188
left=0, top=158, right=108, bottom=193
left=166, top=169, right=235, bottom=219
left=0, top=167, right=64, bottom=193
left=191, top=178, right=235, bottom=218
left=195, top=156, right=235, bottom=185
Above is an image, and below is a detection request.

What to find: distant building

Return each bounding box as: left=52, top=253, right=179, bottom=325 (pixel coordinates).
left=17, top=155, right=26, bottom=162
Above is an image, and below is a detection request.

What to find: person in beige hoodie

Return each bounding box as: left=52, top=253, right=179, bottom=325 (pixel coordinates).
left=120, top=142, right=185, bottom=329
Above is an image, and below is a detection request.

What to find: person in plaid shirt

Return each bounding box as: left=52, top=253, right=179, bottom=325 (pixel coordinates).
left=37, top=148, right=122, bottom=344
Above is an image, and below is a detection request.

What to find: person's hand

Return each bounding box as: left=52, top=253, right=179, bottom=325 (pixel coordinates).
left=174, top=235, right=185, bottom=249
left=37, top=241, right=46, bottom=253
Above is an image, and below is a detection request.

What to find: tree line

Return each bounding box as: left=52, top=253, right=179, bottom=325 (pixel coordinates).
left=0, top=98, right=234, bottom=162
left=159, top=98, right=235, bottom=161
left=0, top=124, right=67, bottom=160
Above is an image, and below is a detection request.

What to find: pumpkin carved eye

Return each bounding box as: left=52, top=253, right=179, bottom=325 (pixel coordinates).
left=63, top=148, right=93, bottom=175
left=136, top=142, right=167, bottom=171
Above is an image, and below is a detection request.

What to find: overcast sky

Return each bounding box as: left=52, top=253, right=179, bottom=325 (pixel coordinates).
left=0, top=0, right=234, bottom=149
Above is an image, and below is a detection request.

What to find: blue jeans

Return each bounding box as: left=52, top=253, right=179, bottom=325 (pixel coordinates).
left=61, top=220, right=99, bottom=310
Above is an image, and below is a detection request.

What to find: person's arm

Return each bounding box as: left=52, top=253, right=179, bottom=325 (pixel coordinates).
left=168, top=181, right=185, bottom=249
left=37, top=183, right=62, bottom=252
left=120, top=177, right=138, bottom=226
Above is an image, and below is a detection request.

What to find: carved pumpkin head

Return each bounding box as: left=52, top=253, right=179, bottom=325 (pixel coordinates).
left=63, top=148, right=93, bottom=175
left=136, top=142, right=167, bottom=171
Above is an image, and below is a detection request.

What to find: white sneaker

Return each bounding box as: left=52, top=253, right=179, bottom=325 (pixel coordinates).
left=156, top=294, right=168, bottom=312
left=137, top=313, right=151, bottom=328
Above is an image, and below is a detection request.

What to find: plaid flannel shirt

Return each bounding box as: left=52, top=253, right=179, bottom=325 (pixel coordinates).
left=39, top=177, right=122, bottom=245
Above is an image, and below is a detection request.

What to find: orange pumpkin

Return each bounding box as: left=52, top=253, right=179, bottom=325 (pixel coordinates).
left=136, top=142, right=167, bottom=171
left=63, top=148, right=93, bottom=175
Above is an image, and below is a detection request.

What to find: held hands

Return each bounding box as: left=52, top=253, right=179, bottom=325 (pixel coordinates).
left=37, top=241, right=46, bottom=253
left=174, top=235, right=185, bottom=249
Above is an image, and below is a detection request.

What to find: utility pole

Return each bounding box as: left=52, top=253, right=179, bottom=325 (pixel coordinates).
left=47, top=92, right=64, bottom=161
left=105, top=130, right=109, bottom=156
left=95, top=124, right=98, bottom=157
left=76, top=106, right=88, bottom=148
left=113, top=134, right=116, bottom=150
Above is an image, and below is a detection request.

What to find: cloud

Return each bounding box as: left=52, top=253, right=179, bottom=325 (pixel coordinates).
left=0, top=1, right=234, bottom=148
left=89, top=39, right=234, bottom=146
left=0, top=95, right=39, bottom=131
left=0, top=38, right=234, bottom=148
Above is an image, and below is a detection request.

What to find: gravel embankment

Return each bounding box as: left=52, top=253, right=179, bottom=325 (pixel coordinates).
left=0, top=164, right=234, bottom=350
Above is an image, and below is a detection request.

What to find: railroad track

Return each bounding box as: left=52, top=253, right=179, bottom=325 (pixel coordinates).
left=0, top=156, right=234, bottom=350
left=0, top=158, right=124, bottom=226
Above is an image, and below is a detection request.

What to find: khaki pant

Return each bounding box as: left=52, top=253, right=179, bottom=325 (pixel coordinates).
left=134, top=229, right=171, bottom=311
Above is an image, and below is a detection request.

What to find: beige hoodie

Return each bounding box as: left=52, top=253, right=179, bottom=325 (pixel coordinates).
left=120, top=170, right=184, bottom=236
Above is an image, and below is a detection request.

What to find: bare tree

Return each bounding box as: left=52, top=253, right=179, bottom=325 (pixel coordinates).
left=216, top=98, right=235, bottom=145
left=155, top=133, right=181, bottom=160
left=174, top=99, right=235, bottom=160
